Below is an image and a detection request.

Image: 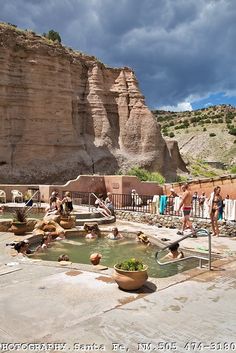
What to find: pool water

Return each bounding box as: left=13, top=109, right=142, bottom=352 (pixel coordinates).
left=32, top=236, right=205, bottom=278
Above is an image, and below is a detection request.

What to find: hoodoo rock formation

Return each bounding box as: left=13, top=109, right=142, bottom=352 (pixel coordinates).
left=0, top=24, right=187, bottom=183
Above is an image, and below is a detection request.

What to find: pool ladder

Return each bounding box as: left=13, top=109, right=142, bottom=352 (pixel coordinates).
left=155, top=229, right=212, bottom=271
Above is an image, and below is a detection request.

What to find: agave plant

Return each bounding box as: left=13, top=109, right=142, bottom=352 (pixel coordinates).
left=13, top=208, right=27, bottom=223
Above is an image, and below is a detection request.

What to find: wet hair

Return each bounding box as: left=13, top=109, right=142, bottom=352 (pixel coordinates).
left=136, top=231, right=144, bottom=237
left=49, top=196, right=57, bottom=203
left=58, top=254, right=70, bottom=262
left=168, top=243, right=180, bottom=252
left=112, top=227, right=118, bottom=233
left=214, top=186, right=221, bottom=193
left=14, top=241, right=27, bottom=253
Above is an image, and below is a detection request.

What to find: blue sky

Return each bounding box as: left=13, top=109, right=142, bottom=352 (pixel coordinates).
left=1, top=0, right=236, bottom=111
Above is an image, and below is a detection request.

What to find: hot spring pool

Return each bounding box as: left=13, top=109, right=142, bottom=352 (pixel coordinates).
left=32, top=235, right=206, bottom=278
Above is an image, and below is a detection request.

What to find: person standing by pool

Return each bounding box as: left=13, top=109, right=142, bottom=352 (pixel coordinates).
left=62, top=191, right=73, bottom=214
left=209, top=186, right=223, bottom=237
left=177, top=183, right=195, bottom=236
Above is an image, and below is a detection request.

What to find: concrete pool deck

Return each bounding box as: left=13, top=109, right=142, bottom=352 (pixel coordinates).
left=0, top=220, right=236, bottom=352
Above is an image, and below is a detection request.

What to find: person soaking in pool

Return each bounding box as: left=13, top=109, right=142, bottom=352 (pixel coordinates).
left=35, top=235, right=51, bottom=252
left=136, top=231, right=151, bottom=246
left=85, top=227, right=98, bottom=239
left=89, top=253, right=102, bottom=265
left=106, top=227, right=123, bottom=240
left=58, top=254, right=70, bottom=262
left=14, top=240, right=33, bottom=256
left=163, top=243, right=184, bottom=260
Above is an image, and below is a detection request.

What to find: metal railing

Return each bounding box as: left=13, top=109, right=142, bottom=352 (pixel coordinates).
left=89, top=193, right=112, bottom=218
left=25, top=190, right=41, bottom=215
left=155, top=229, right=212, bottom=270
left=66, top=192, right=232, bottom=221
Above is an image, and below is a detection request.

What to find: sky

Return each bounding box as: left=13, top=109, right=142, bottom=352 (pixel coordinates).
left=1, top=0, right=236, bottom=111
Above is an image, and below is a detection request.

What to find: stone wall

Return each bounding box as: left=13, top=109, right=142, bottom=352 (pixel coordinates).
left=116, top=210, right=236, bottom=237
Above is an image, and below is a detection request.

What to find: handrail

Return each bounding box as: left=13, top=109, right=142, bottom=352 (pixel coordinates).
left=156, top=255, right=209, bottom=267
left=24, top=190, right=41, bottom=215
left=90, top=193, right=112, bottom=218
left=155, top=228, right=212, bottom=271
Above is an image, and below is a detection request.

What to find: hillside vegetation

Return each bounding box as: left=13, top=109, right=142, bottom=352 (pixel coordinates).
left=152, top=105, right=236, bottom=179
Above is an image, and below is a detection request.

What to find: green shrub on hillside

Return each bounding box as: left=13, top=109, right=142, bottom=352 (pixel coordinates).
left=209, top=133, right=216, bottom=137
left=230, top=165, right=236, bottom=174
left=175, top=175, right=188, bottom=182
left=169, top=132, right=175, bottom=138
left=43, top=29, right=61, bottom=43
left=229, top=127, right=236, bottom=136
left=127, top=167, right=165, bottom=184
left=147, top=172, right=166, bottom=184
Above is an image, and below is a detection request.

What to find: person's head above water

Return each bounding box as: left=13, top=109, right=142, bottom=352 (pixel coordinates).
left=168, top=243, right=180, bottom=252
left=112, top=227, right=119, bottom=235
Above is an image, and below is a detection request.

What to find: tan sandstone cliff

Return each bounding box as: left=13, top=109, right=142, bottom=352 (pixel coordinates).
left=0, top=24, right=187, bottom=183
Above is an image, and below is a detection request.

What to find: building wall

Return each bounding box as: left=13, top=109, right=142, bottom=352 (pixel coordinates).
left=1, top=174, right=235, bottom=203
left=164, top=175, right=236, bottom=199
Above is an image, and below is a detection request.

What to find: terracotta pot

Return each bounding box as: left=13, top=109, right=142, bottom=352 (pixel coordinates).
left=11, top=222, right=27, bottom=235
left=59, top=216, right=75, bottom=229
left=113, top=265, right=148, bottom=291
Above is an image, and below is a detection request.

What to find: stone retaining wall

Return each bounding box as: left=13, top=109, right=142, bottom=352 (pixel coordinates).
left=116, top=211, right=236, bottom=237
left=0, top=219, right=38, bottom=232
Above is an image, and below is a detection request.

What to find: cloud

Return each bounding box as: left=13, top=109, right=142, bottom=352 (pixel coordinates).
left=158, top=102, right=193, bottom=112
left=1, top=0, right=236, bottom=108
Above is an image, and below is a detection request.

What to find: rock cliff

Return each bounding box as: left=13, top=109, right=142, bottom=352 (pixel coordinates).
left=0, top=24, right=186, bottom=183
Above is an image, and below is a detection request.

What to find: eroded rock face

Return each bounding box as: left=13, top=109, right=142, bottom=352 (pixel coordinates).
left=0, top=25, right=186, bottom=183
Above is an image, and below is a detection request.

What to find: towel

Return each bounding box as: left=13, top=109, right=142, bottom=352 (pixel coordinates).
left=159, top=195, right=167, bottom=214
left=174, top=196, right=181, bottom=212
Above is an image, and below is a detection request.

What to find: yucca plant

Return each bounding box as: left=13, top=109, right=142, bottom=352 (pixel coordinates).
left=13, top=208, right=27, bottom=223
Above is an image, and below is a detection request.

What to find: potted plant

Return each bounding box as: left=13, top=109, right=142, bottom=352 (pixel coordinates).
left=59, top=211, right=76, bottom=229
left=113, top=258, right=148, bottom=291
left=11, top=208, right=28, bottom=235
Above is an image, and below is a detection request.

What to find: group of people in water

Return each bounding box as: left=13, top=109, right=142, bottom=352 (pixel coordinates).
left=11, top=184, right=229, bottom=268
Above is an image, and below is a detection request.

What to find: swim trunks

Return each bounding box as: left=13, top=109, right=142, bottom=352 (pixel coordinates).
left=183, top=206, right=191, bottom=216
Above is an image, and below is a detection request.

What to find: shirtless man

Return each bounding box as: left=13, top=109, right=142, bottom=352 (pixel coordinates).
left=177, top=183, right=196, bottom=237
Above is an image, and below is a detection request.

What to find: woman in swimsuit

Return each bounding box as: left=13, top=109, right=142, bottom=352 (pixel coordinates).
left=210, top=186, right=222, bottom=237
